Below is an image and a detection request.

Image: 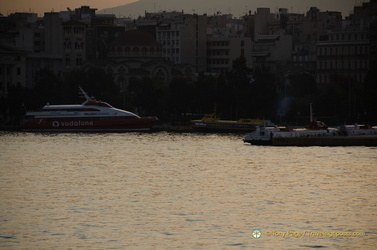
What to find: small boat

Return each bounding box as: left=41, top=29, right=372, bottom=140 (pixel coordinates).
left=244, top=104, right=339, bottom=145
left=21, top=88, right=158, bottom=132
left=190, top=113, right=273, bottom=133
left=339, top=124, right=377, bottom=136
left=244, top=120, right=339, bottom=145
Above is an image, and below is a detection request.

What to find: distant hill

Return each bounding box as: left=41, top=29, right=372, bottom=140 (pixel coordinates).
left=98, top=0, right=252, bottom=18
left=97, top=0, right=356, bottom=18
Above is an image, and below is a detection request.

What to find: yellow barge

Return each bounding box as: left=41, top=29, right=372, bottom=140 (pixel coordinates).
left=190, top=114, right=273, bottom=133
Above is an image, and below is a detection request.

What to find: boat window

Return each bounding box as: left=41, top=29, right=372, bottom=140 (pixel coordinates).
left=96, top=103, right=113, bottom=107
left=46, top=116, right=138, bottom=121
left=43, top=108, right=100, bottom=112
left=85, top=101, right=113, bottom=108
left=83, top=108, right=101, bottom=111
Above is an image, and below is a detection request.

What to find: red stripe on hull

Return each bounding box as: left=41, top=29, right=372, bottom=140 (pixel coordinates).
left=21, top=117, right=158, bottom=132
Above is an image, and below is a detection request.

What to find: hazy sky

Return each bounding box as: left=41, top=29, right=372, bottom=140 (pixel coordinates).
left=0, top=0, right=361, bottom=17
left=0, top=0, right=136, bottom=16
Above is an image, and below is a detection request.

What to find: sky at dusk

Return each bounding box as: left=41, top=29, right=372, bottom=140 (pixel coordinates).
left=0, top=0, right=136, bottom=16
left=1, top=0, right=361, bottom=17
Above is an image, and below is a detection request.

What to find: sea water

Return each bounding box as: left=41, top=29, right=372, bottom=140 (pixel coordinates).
left=0, top=132, right=376, bottom=249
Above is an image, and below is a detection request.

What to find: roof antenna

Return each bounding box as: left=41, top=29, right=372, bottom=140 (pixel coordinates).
left=79, top=86, right=96, bottom=102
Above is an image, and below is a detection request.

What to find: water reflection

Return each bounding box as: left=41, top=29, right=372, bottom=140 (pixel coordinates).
left=0, top=132, right=376, bottom=248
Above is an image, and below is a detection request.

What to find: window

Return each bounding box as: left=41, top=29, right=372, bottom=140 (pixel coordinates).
left=74, top=27, right=83, bottom=35
left=125, top=47, right=131, bottom=55
left=75, top=42, right=84, bottom=50
left=65, top=42, right=71, bottom=50
left=76, top=58, right=82, bottom=66
left=64, top=27, right=71, bottom=34
left=65, top=58, right=70, bottom=67
left=141, top=47, right=148, bottom=56
left=133, top=47, right=139, bottom=56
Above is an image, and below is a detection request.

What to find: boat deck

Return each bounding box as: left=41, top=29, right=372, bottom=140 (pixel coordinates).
left=272, top=135, right=377, bottom=146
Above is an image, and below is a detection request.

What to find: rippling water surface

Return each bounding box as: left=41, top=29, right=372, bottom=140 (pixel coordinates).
left=0, top=132, right=376, bottom=249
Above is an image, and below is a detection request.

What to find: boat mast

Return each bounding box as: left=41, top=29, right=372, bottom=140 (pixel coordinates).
left=79, top=87, right=95, bottom=101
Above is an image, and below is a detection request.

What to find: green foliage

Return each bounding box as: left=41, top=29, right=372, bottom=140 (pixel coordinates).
left=169, top=77, right=195, bottom=114
left=362, top=69, right=377, bottom=121
left=7, top=57, right=377, bottom=124
left=63, top=68, right=122, bottom=107
left=248, top=65, right=277, bottom=119
left=19, top=68, right=62, bottom=111
left=23, top=67, right=122, bottom=109
left=128, top=77, right=168, bottom=118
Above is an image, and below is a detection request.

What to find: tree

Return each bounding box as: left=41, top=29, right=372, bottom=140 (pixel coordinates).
left=193, top=74, right=217, bottom=114
left=247, top=65, right=277, bottom=120
left=128, top=77, right=168, bottom=118
left=62, top=68, right=123, bottom=108
left=286, top=72, right=317, bottom=119
left=25, top=68, right=63, bottom=109
left=168, top=77, right=195, bottom=115
left=361, top=69, right=377, bottom=123
left=226, top=56, right=255, bottom=119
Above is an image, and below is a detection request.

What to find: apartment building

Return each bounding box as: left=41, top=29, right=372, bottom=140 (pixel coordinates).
left=317, top=31, right=370, bottom=85
left=207, top=14, right=252, bottom=72
left=62, top=20, right=86, bottom=70
left=316, top=0, right=376, bottom=86
left=2, top=1, right=375, bottom=97
left=155, top=13, right=208, bottom=72
left=0, top=44, right=27, bottom=96
left=250, top=8, right=293, bottom=74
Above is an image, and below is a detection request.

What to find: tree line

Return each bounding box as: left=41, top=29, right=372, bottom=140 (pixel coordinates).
left=2, top=57, right=377, bottom=126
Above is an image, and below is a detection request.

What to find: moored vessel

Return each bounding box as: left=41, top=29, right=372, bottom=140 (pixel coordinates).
left=21, top=88, right=158, bottom=132
left=244, top=120, right=339, bottom=145
left=244, top=103, right=340, bottom=145
left=339, top=124, right=377, bottom=136
left=190, top=113, right=273, bottom=133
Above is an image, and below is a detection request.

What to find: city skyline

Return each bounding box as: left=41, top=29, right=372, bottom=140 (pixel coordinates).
left=1, top=0, right=360, bottom=17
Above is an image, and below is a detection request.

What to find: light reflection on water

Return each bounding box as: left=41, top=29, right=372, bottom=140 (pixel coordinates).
left=0, top=132, right=376, bottom=249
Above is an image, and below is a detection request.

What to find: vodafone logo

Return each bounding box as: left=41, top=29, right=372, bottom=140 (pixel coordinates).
left=52, top=121, right=94, bottom=127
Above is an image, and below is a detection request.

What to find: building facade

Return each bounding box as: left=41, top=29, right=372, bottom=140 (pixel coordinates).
left=317, top=31, right=370, bottom=85
left=1, top=2, right=375, bottom=98
left=84, top=29, right=196, bottom=90
left=62, top=20, right=86, bottom=70
left=0, top=44, right=27, bottom=96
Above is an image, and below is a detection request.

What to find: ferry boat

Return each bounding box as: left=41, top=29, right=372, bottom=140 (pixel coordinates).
left=244, top=103, right=339, bottom=145
left=243, top=120, right=339, bottom=145
left=190, top=113, right=274, bottom=133
left=339, top=124, right=377, bottom=136
left=21, top=88, right=158, bottom=132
